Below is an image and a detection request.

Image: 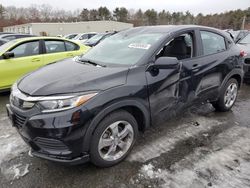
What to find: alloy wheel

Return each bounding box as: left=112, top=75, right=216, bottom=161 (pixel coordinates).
left=224, top=83, right=238, bottom=108
left=98, top=120, right=134, bottom=161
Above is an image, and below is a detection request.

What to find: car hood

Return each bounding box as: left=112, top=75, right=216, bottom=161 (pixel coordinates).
left=18, top=59, right=129, bottom=96
left=83, top=41, right=95, bottom=46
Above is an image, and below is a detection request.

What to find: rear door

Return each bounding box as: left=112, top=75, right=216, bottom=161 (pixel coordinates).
left=42, top=39, right=80, bottom=64
left=190, top=30, right=233, bottom=102
left=0, top=40, right=43, bottom=89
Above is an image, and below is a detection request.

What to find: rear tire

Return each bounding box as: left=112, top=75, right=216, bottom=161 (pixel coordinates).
left=90, top=110, right=138, bottom=167
left=212, top=78, right=238, bottom=112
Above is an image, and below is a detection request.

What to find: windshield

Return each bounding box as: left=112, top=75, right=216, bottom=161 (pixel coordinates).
left=229, top=31, right=239, bottom=38
left=82, top=32, right=163, bottom=66
left=85, top=34, right=105, bottom=43
left=65, top=34, right=78, bottom=39
left=239, top=33, right=250, bottom=44
left=0, top=40, right=16, bottom=54
left=73, top=34, right=82, bottom=40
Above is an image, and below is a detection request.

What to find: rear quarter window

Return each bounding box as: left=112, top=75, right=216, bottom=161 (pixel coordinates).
left=201, top=31, right=226, bottom=56
left=65, top=41, right=79, bottom=51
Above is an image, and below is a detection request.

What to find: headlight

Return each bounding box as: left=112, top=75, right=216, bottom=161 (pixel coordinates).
left=38, top=93, right=97, bottom=113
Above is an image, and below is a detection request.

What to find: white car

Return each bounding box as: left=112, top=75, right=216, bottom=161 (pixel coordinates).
left=72, top=32, right=97, bottom=43
left=64, top=33, right=79, bottom=40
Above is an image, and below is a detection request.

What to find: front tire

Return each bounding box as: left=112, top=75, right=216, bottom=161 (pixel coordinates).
left=90, top=110, right=138, bottom=167
left=212, top=78, right=238, bottom=112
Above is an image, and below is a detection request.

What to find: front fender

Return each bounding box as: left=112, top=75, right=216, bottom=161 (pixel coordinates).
left=82, top=99, right=150, bottom=152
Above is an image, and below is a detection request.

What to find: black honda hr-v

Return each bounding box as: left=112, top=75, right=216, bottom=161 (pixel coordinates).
left=7, top=25, right=244, bottom=167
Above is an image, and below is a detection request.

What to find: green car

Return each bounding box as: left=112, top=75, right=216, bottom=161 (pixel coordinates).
left=0, top=37, right=90, bottom=91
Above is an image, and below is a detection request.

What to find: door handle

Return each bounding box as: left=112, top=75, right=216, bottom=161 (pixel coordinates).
left=192, top=64, right=201, bottom=72
left=31, top=58, right=41, bottom=62
left=66, top=53, right=74, bottom=57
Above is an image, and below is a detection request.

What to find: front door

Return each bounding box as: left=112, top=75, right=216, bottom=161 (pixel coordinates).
left=146, top=30, right=198, bottom=125
left=0, top=40, right=43, bottom=89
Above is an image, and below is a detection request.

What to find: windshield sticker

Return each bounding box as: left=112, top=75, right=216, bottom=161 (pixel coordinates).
left=128, top=43, right=151, bottom=50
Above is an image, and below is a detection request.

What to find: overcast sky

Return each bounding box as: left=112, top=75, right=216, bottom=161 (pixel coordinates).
left=1, top=0, right=249, bottom=15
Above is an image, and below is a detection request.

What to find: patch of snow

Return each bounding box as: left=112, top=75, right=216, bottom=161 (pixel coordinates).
left=0, top=135, right=28, bottom=164
left=28, top=149, right=34, bottom=157
left=133, top=126, right=250, bottom=188
left=0, top=134, right=11, bottom=139
left=2, top=163, right=30, bottom=180
left=0, top=117, right=8, bottom=121
left=140, top=163, right=155, bottom=179
left=0, top=113, right=29, bottom=180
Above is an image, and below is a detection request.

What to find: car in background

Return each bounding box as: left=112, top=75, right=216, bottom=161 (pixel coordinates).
left=0, top=37, right=90, bottom=91
left=0, top=32, right=14, bottom=36
left=64, top=33, right=79, bottom=40
left=7, top=25, right=244, bottom=167
left=73, top=32, right=97, bottom=43
left=237, top=33, right=250, bottom=82
left=0, top=39, right=8, bottom=46
left=83, top=32, right=116, bottom=47
left=0, top=33, right=36, bottom=41
left=228, top=30, right=249, bottom=43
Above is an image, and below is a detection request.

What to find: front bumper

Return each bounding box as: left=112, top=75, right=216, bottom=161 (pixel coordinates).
left=31, top=150, right=89, bottom=165
left=6, top=103, right=92, bottom=165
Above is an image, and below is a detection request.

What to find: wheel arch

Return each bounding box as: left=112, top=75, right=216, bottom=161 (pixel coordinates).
left=230, top=74, right=242, bottom=88
left=221, top=69, right=243, bottom=90
left=82, top=99, right=151, bottom=151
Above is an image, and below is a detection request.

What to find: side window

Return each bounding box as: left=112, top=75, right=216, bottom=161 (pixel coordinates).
left=10, top=41, right=39, bottom=58
left=79, top=34, right=88, bottom=40
left=45, top=40, right=66, bottom=53
left=65, top=41, right=79, bottom=51
left=201, top=31, right=226, bottom=56
left=157, top=32, right=194, bottom=60
left=88, top=34, right=96, bottom=38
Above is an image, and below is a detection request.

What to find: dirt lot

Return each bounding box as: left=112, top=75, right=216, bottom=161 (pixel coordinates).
left=1, top=85, right=250, bottom=188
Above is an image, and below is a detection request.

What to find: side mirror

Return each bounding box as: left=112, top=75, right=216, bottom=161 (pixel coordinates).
left=147, top=57, right=180, bottom=71
left=3, top=52, right=15, bottom=59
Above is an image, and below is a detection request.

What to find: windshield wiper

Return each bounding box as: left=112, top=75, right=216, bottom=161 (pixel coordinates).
left=78, top=58, right=106, bottom=67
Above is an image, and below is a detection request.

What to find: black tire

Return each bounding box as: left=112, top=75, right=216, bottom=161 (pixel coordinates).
left=212, top=78, right=239, bottom=112
left=90, top=110, right=138, bottom=167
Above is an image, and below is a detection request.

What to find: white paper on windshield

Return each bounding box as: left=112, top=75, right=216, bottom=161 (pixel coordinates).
left=128, top=43, right=151, bottom=50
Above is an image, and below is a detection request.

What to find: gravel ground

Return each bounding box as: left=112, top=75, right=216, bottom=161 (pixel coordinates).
left=0, top=85, right=250, bottom=188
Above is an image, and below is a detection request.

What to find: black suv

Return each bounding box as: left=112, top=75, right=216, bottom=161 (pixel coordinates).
left=7, top=25, right=244, bottom=167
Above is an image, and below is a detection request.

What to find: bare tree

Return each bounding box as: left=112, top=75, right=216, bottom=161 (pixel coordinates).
left=39, top=4, right=52, bottom=21
left=0, top=4, right=5, bottom=19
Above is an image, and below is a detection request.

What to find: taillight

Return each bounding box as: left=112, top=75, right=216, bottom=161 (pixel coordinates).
left=240, top=50, right=247, bottom=57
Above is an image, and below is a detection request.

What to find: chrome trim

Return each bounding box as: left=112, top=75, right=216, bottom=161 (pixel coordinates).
left=12, top=87, right=74, bottom=102
left=42, top=106, right=75, bottom=113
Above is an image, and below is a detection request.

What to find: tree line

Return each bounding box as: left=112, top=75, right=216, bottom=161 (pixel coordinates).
left=0, top=4, right=249, bottom=31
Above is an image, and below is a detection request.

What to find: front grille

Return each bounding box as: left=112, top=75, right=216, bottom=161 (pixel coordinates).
left=34, top=137, right=69, bottom=151
left=14, top=113, right=26, bottom=128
